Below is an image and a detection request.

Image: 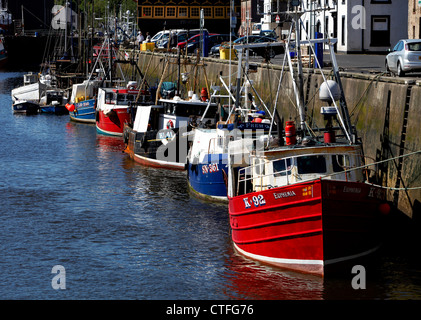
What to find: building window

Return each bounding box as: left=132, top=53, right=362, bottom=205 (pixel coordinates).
left=154, top=7, right=164, bottom=18
left=142, top=7, right=152, bottom=18
left=214, top=7, right=225, bottom=19
left=178, top=7, right=188, bottom=18
left=166, top=6, right=176, bottom=18
left=191, top=7, right=200, bottom=18
left=419, top=17, right=421, bottom=38
left=341, top=15, right=345, bottom=46
left=371, top=16, right=390, bottom=47
left=203, top=7, right=213, bottom=18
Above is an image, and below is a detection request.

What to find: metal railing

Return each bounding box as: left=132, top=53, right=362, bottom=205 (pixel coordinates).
left=236, top=152, right=365, bottom=196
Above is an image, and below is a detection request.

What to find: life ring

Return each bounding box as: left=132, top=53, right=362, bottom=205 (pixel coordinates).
left=166, top=119, right=174, bottom=129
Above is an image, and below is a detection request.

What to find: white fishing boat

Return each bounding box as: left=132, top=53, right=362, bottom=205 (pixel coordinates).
left=11, top=72, right=51, bottom=103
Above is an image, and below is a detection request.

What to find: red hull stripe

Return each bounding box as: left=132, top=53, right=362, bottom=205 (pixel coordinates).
left=232, top=228, right=323, bottom=245
left=231, top=213, right=322, bottom=231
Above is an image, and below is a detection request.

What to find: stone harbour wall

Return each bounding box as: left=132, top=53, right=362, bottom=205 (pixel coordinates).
left=136, top=51, right=421, bottom=219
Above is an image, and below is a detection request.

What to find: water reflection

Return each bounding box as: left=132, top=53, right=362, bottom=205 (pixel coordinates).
left=223, top=247, right=324, bottom=300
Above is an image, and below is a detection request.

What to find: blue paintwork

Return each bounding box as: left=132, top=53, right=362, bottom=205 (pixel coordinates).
left=188, top=153, right=228, bottom=199
left=40, top=105, right=68, bottom=114
left=69, top=99, right=96, bottom=123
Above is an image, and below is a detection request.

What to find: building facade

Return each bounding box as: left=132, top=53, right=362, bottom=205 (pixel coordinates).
left=299, top=0, right=338, bottom=41
left=337, top=0, right=408, bottom=53
left=408, top=0, right=421, bottom=39
left=136, top=0, right=241, bottom=36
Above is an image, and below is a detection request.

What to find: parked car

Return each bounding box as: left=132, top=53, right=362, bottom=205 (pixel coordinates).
left=151, top=29, right=185, bottom=44
left=157, top=29, right=208, bottom=49
left=259, top=30, right=278, bottom=39
left=150, top=31, right=168, bottom=43
left=177, top=33, right=218, bottom=50
left=185, top=34, right=237, bottom=55
left=210, top=35, right=282, bottom=58
left=386, top=39, right=421, bottom=77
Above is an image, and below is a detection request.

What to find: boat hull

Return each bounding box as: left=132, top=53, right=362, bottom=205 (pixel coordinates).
left=69, top=99, right=96, bottom=124
left=40, top=105, right=69, bottom=115
left=229, top=179, right=387, bottom=276
left=12, top=101, right=39, bottom=114
left=187, top=154, right=229, bottom=201
left=124, top=125, right=187, bottom=171
left=96, top=108, right=131, bottom=136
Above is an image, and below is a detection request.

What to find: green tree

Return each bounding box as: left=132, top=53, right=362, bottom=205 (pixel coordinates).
left=54, top=0, right=137, bottom=19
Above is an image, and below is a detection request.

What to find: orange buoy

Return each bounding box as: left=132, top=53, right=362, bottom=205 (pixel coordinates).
left=65, top=103, right=75, bottom=112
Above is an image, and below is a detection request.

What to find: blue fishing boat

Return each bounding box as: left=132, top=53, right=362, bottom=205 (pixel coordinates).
left=66, top=80, right=100, bottom=123
left=187, top=127, right=230, bottom=200
left=187, top=119, right=272, bottom=201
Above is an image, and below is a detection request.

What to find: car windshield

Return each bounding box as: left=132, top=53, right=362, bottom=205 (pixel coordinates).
left=407, top=42, right=421, bottom=51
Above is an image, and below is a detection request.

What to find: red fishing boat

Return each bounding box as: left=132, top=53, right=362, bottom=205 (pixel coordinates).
left=226, top=8, right=390, bottom=276
left=96, top=83, right=138, bottom=136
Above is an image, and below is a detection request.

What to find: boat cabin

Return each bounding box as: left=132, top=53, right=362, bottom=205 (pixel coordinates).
left=97, top=87, right=140, bottom=110
left=41, top=89, right=66, bottom=106
left=154, top=98, right=218, bottom=131
left=230, top=144, right=366, bottom=197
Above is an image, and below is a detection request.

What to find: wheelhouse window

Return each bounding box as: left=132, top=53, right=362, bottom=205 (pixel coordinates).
left=332, top=155, right=348, bottom=172
left=105, top=92, right=114, bottom=104
left=174, top=104, right=217, bottom=118
left=297, top=155, right=326, bottom=174
left=273, top=158, right=292, bottom=176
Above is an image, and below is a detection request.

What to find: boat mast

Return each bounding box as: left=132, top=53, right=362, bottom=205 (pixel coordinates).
left=291, top=5, right=307, bottom=134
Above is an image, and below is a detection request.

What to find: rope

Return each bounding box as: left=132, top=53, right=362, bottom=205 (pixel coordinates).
left=321, top=149, right=421, bottom=191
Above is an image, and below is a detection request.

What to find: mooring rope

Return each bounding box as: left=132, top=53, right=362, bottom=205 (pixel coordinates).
left=324, top=149, right=421, bottom=191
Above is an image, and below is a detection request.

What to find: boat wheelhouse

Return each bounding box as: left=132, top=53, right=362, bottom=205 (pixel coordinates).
left=96, top=83, right=147, bottom=136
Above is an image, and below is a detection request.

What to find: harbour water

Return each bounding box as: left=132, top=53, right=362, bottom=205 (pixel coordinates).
left=1, top=71, right=421, bottom=301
